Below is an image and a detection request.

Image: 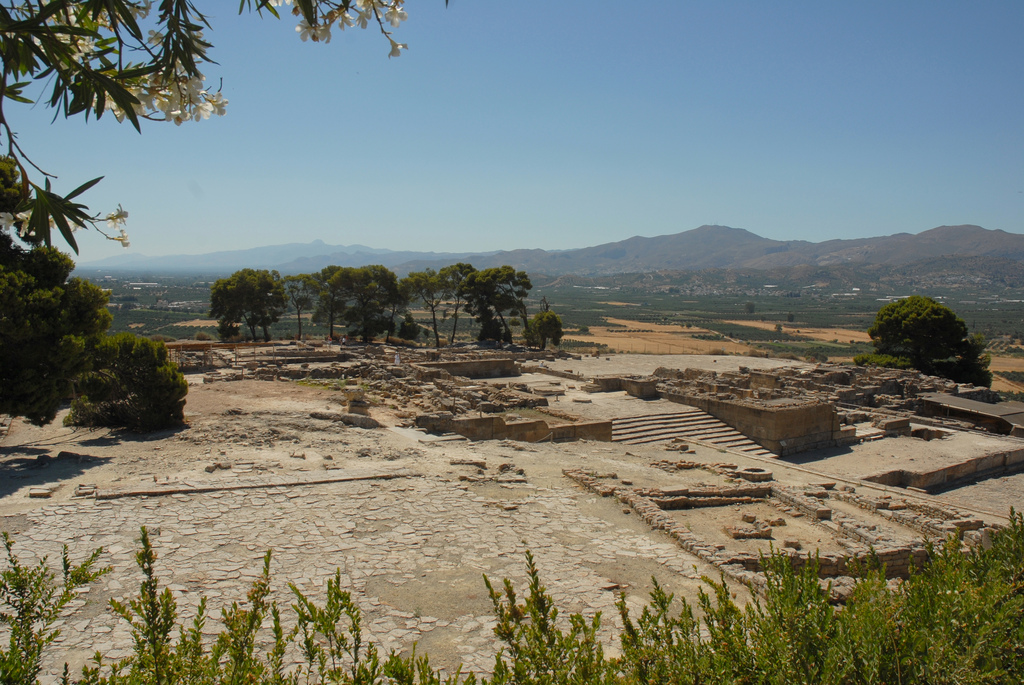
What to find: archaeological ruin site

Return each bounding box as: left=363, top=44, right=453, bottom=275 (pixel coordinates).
left=2, top=341, right=1023, bottom=679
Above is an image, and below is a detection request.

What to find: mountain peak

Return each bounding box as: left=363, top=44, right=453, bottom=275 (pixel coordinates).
left=75, top=224, right=1024, bottom=276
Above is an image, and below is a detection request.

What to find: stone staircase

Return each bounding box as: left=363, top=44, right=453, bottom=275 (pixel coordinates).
left=611, top=409, right=775, bottom=457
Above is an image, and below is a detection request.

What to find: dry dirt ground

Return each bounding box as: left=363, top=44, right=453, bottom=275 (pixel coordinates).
left=0, top=355, right=1018, bottom=680
left=561, top=317, right=871, bottom=356
left=563, top=318, right=752, bottom=355
left=720, top=320, right=873, bottom=344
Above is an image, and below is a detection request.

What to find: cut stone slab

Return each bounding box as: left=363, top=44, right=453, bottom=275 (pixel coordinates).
left=28, top=485, right=59, bottom=498
left=388, top=426, right=468, bottom=444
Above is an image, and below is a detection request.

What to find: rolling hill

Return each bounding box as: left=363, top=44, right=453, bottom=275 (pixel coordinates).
left=77, top=224, right=1024, bottom=277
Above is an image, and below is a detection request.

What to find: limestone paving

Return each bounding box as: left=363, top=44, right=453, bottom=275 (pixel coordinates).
left=7, top=470, right=715, bottom=681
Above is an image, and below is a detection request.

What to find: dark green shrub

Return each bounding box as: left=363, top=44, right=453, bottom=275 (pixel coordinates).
left=398, top=312, right=421, bottom=341
left=217, top=319, right=241, bottom=341
left=854, top=352, right=914, bottom=369
left=66, top=333, right=187, bottom=431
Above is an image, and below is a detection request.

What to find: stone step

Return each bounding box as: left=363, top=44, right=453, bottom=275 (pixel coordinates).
left=612, top=410, right=704, bottom=426
left=612, top=409, right=775, bottom=455
left=611, top=416, right=714, bottom=433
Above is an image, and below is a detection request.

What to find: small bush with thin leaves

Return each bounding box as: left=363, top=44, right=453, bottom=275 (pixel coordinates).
left=1, top=512, right=1022, bottom=684
left=0, top=533, right=107, bottom=684
left=483, top=550, right=615, bottom=684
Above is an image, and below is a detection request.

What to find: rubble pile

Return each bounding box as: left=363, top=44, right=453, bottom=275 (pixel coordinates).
left=201, top=346, right=558, bottom=417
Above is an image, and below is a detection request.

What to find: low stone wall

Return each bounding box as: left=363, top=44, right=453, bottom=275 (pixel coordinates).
left=621, top=377, right=659, bottom=399
left=564, top=469, right=932, bottom=589
left=415, top=358, right=519, bottom=379
left=861, top=447, right=1024, bottom=492
left=562, top=469, right=765, bottom=590
left=591, top=376, right=623, bottom=392
left=522, top=366, right=584, bottom=381
left=417, top=414, right=612, bottom=443
left=549, top=421, right=614, bottom=442
left=771, top=485, right=834, bottom=520
left=830, top=490, right=988, bottom=539
left=451, top=416, right=549, bottom=441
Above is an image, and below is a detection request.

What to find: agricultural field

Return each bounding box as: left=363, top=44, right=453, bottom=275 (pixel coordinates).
left=79, top=268, right=1024, bottom=375
left=530, top=278, right=1024, bottom=370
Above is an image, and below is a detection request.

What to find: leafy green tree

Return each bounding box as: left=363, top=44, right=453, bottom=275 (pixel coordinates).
left=441, top=262, right=477, bottom=345
left=857, top=295, right=992, bottom=386
left=403, top=268, right=449, bottom=347
left=283, top=274, right=319, bottom=340
left=463, top=266, right=532, bottom=343
left=0, top=1, right=418, bottom=253
left=339, top=265, right=400, bottom=343
left=463, top=270, right=504, bottom=342
left=312, top=265, right=347, bottom=340
left=216, top=318, right=241, bottom=342
left=528, top=310, right=563, bottom=349
left=209, top=269, right=287, bottom=342
left=0, top=158, right=21, bottom=216
left=66, top=333, right=187, bottom=432
left=397, top=312, right=421, bottom=342
left=384, top=276, right=411, bottom=343
left=0, top=232, right=111, bottom=425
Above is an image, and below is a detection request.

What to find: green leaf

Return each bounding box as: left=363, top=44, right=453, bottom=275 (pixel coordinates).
left=65, top=176, right=104, bottom=200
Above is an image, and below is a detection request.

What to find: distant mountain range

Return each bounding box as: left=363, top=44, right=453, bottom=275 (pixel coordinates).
left=77, top=224, right=1024, bottom=277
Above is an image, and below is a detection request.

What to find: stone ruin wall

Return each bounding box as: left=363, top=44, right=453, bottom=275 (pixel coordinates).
left=415, top=358, right=520, bottom=379
left=652, top=363, right=998, bottom=411
left=661, top=391, right=842, bottom=456
left=564, top=464, right=998, bottom=600
left=582, top=363, right=1003, bottom=456
left=860, top=447, right=1024, bottom=491
left=416, top=413, right=613, bottom=443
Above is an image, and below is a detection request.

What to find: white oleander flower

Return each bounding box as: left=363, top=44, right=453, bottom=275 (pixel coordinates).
left=385, top=3, right=407, bottom=27
left=128, top=1, right=152, bottom=20
left=207, top=92, right=228, bottom=116
left=106, top=206, right=129, bottom=229
left=336, top=11, right=355, bottom=30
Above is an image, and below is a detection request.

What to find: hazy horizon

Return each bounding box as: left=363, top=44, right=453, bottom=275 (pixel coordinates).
left=75, top=222, right=1019, bottom=266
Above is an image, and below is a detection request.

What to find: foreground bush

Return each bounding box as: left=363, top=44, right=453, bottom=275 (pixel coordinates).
left=2, top=512, right=1022, bottom=684
left=65, top=334, right=187, bottom=432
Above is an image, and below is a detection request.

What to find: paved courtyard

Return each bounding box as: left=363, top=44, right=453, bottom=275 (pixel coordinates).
left=11, top=468, right=721, bottom=680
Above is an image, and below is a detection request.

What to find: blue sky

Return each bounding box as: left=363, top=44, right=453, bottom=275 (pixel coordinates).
left=10, top=1, right=1024, bottom=260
